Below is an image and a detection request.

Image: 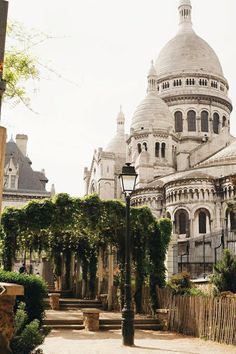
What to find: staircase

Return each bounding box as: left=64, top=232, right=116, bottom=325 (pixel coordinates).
left=44, top=317, right=163, bottom=331
left=99, top=318, right=163, bottom=331
left=44, top=298, right=163, bottom=330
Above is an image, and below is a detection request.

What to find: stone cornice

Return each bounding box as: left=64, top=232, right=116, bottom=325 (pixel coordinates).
left=161, top=93, right=232, bottom=112
left=157, top=72, right=228, bottom=87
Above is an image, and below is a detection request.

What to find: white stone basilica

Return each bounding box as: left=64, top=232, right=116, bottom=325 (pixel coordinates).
left=84, top=0, right=236, bottom=276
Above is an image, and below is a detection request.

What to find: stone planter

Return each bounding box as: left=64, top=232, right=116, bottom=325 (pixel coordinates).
left=48, top=293, right=60, bottom=310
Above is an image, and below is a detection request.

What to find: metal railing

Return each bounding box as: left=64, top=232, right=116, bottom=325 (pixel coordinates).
left=173, top=229, right=236, bottom=278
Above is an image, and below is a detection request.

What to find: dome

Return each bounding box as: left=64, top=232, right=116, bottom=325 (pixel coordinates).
left=155, top=31, right=223, bottom=79
left=155, top=1, right=224, bottom=79
left=105, top=132, right=126, bottom=155
left=131, top=93, right=173, bottom=132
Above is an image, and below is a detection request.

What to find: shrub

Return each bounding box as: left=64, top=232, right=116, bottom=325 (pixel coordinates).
left=168, top=272, right=192, bottom=295
left=210, top=249, right=236, bottom=294
left=0, top=270, right=48, bottom=323
left=11, top=302, right=50, bottom=354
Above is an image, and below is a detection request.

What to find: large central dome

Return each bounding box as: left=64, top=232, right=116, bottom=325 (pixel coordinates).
left=155, top=32, right=223, bottom=79
left=155, top=0, right=224, bottom=79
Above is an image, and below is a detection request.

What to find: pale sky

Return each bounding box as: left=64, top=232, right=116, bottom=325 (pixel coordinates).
left=2, top=0, right=236, bottom=196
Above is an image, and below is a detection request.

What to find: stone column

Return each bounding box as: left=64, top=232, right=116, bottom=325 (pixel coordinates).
left=0, top=282, right=24, bottom=354
left=97, top=250, right=103, bottom=296
left=107, top=245, right=114, bottom=310
left=75, top=256, right=81, bottom=298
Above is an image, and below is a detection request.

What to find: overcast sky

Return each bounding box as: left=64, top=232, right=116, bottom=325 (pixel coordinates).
left=2, top=0, right=236, bottom=196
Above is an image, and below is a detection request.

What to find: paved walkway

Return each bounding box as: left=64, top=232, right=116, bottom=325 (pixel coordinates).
left=39, top=329, right=236, bottom=354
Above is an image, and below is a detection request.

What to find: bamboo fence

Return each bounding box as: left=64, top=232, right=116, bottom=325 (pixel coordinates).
left=157, top=287, right=236, bottom=346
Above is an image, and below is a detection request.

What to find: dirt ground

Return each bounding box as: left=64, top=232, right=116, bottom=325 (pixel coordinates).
left=39, top=329, right=236, bottom=354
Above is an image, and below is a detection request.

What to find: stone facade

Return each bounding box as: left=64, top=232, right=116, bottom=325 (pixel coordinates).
left=84, top=0, right=236, bottom=277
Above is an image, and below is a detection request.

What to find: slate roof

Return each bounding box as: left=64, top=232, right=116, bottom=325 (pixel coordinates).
left=4, top=140, right=48, bottom=192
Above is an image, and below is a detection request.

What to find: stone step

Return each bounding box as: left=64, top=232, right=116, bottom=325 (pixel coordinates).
left=44, top=319, right=84, bottom=325
left=60, top=302, right=102, bottom=310
left=44, top=324, right=85, bottom=330
left=99, top=324, right=163, bottom=331
left=44, top=317, right=163, bottom=331
left=99, top=319, right=161, bottom=325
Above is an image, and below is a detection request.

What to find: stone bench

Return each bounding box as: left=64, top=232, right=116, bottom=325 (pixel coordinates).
left=48, top=293, right=60, bottom=310
left=82, top=308, right=101, bottom=331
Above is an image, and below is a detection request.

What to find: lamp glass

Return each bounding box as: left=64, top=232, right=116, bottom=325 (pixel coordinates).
left=121, top=174, right=136, bottom=193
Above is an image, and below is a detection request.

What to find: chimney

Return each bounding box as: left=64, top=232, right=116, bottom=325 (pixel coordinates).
left=16, top=134, right=28, bottom=156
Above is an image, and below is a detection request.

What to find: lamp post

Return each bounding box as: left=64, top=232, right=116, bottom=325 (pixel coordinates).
left=119, top=162, right=137, bottom=346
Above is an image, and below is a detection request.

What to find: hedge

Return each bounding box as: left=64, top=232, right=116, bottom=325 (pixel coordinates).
left=0, top=271, right=48, bottom=323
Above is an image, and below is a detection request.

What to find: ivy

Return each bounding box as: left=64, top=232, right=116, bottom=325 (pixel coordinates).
left=1, top=194, right=172, bottom=306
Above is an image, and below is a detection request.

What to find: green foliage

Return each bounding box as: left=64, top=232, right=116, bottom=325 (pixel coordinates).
left=211, top=249, right=236, bottom=294
left=168, top=272, right=192, bottom=295
left=0, top=271, right=47, bottom=323
left=148, top=218, right=172, bottom=311
left=1, top=193, right=172, bottom=308
left=11, top=302, right=50, bottom=354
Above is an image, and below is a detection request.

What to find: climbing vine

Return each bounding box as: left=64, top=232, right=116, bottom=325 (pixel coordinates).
left=0, top=193, right=172, bottom=309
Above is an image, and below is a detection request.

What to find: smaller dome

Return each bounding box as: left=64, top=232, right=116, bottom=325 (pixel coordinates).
left=131, top=93, right=173, bottom=132
left=105, top=132, right=127, bottom=156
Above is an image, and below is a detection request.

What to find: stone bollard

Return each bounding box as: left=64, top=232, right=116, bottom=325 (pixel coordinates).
left=82, top=308, right=100, bottom=331
left=48, top=293, right=60, bottom=310
left=156, top=309, right=169, bottom=330
left=0, top=282, right=24, bottom=354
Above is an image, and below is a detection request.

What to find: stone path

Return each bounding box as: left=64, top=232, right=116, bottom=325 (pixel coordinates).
left=39, top=329, right=236, bottom=354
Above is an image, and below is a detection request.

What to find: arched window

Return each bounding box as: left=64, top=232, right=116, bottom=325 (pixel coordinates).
left=155, top=142, right=160, bottom=157
left=143, top=142, right=148, bottom=151
left=179, top=212, right=187, bottom=234
left=174, top=209, right=189, bottom=236
left=175, top=111, right=183, bottom=132
left=230, top=211, right=236, bottom=231
left=213, top=113, right=220, bottom=134
left=187, top=110, right=196, bottom=131
left=137, top=143, right=142, bottom=154
left=201, top=111, right=209, bottom=132
left=222, top=116, right=227, bottom=127
left=199, top=211, right=206, bottom=233
left=161, top=143, right=166, bottom=158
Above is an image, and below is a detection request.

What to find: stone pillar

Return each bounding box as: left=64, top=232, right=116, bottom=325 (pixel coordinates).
left=97, top=250, right=103, bottom=296
left=82, top=309, right=100, bottom=331
left=107, top=245, right=114, bottom=310
left=0, top=282, right=24, bottom=354
left=0, top=126, right=6, bottom=211
left=75, top=256, right=81, bottom=298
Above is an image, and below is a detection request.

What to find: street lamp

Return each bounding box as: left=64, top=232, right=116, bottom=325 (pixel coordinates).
left=119, top=162, right=137, bottom=346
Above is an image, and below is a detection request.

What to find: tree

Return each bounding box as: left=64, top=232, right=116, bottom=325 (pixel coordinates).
left=3, top=21, right=61, bottom=110
left=211, top=249, right=236, bottom=294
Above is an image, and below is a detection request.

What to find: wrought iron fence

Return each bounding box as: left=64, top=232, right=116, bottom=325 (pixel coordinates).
left=173, top=229, right=236, bottom=278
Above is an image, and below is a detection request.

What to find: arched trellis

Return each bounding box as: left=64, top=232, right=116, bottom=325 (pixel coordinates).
left=1, top=193, right=172, bottom=312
